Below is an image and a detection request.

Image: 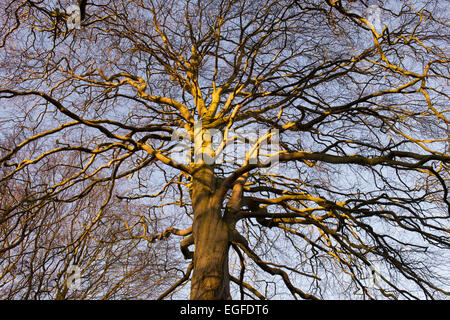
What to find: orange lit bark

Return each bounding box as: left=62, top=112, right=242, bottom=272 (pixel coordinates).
left=189, top=165, right=231, bottom=300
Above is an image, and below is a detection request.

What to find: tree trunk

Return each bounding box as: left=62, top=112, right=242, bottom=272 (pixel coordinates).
left=190, top=165, right=231, bottom=300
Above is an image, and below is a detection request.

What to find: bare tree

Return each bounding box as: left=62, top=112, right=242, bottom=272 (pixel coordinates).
left=0, top=132, right=183, bottom=299
left=0, top=0, right=449, bottom=300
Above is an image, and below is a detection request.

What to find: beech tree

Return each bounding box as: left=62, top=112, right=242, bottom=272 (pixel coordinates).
left=0, top=0, right=449, bottom=300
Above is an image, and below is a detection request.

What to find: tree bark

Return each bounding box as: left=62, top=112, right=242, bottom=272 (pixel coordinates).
left=190, top=165, right=231, bottom=300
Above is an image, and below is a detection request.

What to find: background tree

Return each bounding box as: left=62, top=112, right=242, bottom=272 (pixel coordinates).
left=0, top=133, right=183, bottom=299
left=0, top=0, right=449, bottom=300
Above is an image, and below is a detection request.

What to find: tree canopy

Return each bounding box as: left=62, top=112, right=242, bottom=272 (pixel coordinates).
left=0, top=0, right=449, bottom=299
